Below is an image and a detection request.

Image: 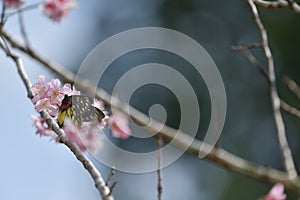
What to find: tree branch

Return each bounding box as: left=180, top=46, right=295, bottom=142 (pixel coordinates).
left=2, top=28, right=300, bottom=191
left=156, top=134, right=163, bottom=200
left=0, top=35, right=114, bottom=200
left=248, top=0, right=298, bottom=179
left=253, top=0, right=300, bottom=14
left=280, top=100, right=300, bottom=119
left=283, top=76, right=300, bottom=100
left=231, top=43, right=269, bottom=83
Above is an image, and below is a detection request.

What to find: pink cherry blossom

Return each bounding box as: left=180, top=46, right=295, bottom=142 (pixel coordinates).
left=2, top=0, right=24, bottom=9
left=31, top=74, right=49, bottom=104
left=93, top=98, right=105, bottom=111
left=265, top=183, right=286, bottom=200
left=35, top=98, right=58, bottom=116
left=42, top=0, right=77, bottom=22
left=47, top=78, right=65, bottom=105
left=108, top=110, right=131, bottom=139
left=61, top=83, right=80, bottom=96
left=30, top=115, right=55, bottom=137
left=62, top=119, right=103, bottom=152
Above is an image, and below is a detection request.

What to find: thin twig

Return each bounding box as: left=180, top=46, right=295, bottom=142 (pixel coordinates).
left=0, top=34, right=12, bottom=56
left=2, top=28, right=300, bottom=191
left=253, top=0, right=300, bottom=14
left=105, top=167, right=115, bottom=186
left=0, top=3, right=6, bottom=26
left=105, top=167, right=116, bottom=196
left=280, top=100, right=300, bottom=118
left=231, top=42, right=263, bottom=50
left=0, top=36, right=114, bottom=200
left=248, top=0, right=298, bottom=179
left=6, top=2, right=41, bottom=17
left=156, top=134, right=163, bottom=200
left=283, top=76, right=300, bottom=100
left=17, top=10, right=31, bottom=48
left=231, top=44, right=269, bottom=83
left=232, top=44, right=300, bottom=121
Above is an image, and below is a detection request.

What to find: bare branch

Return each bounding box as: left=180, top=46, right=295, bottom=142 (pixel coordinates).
left=156, top=134, right=163, bottom=200
left=232, top=44, right=300, bottom=123
left=248, top=0, right=298, bottom=179
left=231, top=43, right=269, bottom=83
left=105, top=167, right=115, bottom=186
left=17, top=10, right=31, bottom=48
left=253, top=0, right=300, bottom=14
left=0, top=3, right=6, bottom=26
left=0, top=36, right=114, bottom=200
left=41, top=111, right=114, bottom=200
left=6, top=2, right=41, bottom=17
left=0, top=34, right=12, bottom=56
left=281, top=100, right=300, bottom=118
left=283, top=76, right=300, bottom=100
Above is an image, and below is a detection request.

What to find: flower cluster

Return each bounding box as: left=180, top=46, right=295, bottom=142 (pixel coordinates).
left=31, top=74, right=79, bottom=116
left=2, top=0, right=77, bottom=22
left=30, top=75, right=131, bottom=152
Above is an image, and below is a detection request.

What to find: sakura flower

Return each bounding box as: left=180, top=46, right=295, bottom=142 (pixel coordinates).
left=61, top=83, right=80, bottom=96
left=264, top=183, right=286, bottom=200
left=62, top=118, right=103, bottom=152
left=93, top=98, right=105, bottom=111
left=42, top=0, right=77, bottom=22
left=35, top=98, right=58, bottom=116
left=108, top=110, right=131, bottom=139
left=30, top=115, right=55, bottom=137
left=31, top=74, right=48, bottom=104
left=47, top=78, right=65, bottom=105
left=2, top=0, right=24, bottom=9
left=80, top=122, right=103, bottom=152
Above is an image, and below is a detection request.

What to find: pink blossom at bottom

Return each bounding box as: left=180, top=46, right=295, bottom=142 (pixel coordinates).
left=62, top=119, right=103, bottom=152
left=264, top=183, right=286, bottom=200
left=30, top=115, right=55, bottom=137
left=2, top=0, right=24, bottom=9
left=108, top=110, right=131, bottom=139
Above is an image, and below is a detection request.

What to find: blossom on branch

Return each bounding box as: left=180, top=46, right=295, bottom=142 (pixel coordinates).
left=31, top=74, right=80, bottom=116
left=30, top=115, right=55, bottom=137
left=60, top=118, right=103, bottom=152
left=108, top=110, right=131, bottom=139
left=42, top=0, right=77, bottom=22
left=258, top=183, right=287, bottom=200
left=31, top=74, right=131, bottom=152
left=2, top=0, right=24, bottom=9
left=30, top=74, right=105, bottom=152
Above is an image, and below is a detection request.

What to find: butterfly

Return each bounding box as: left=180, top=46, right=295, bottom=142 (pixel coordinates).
left=57, top=94, right=105, bottom=128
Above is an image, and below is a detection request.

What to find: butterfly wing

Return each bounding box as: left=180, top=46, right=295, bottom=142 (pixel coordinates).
left=71, top=95, right=105, bottom=124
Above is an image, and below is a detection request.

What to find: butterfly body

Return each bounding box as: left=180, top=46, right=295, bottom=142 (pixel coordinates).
left=57, top=95, right=105, bottom=127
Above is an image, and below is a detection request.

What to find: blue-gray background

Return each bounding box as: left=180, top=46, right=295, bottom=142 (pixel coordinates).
left=1, top=0, right=300, bottom=199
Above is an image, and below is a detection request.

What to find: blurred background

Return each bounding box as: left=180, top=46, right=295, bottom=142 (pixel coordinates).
left=1, top=0, right=300, bottom=199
